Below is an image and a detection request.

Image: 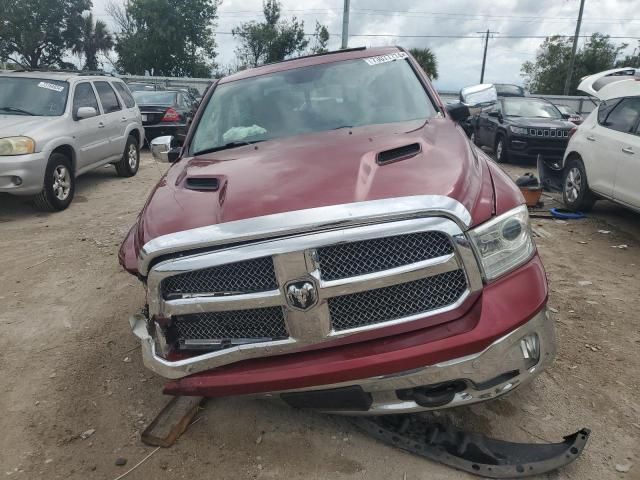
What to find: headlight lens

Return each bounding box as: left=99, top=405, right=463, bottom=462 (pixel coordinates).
left=510, top=126, right=528, bottom=135
left=468, top=205, right=535, bottom=281
left=0, top=136, right=35, bottom=156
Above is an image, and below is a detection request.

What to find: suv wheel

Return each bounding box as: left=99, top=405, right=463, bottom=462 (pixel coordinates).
left=495, top=135, right=508, bottom=163
left=115, top=135, right=140, bottom=177
left=563, top=158, right=596, bottom=212
left=470, top=131, right=480, bottom=146
left=34, top=153, right=75, bottom=211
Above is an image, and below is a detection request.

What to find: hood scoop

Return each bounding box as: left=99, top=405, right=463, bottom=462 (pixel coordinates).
left=377, top=143, right=422, bottom=165
left=185, top=177, right=221, bottom=191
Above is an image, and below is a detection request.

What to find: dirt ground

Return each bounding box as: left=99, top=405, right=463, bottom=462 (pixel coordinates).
left=1, top=152, right=638, bottom=480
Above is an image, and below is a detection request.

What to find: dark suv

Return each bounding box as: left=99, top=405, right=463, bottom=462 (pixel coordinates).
left=472, top=97, right=575, bottom=163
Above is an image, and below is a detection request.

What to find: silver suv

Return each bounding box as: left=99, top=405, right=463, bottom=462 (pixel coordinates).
left=0, top=71, right=144, bottom=211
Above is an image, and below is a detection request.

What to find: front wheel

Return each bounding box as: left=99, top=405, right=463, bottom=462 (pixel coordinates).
left=470, top=131, right=480, bottom=146
left=563, top=158, right=596, bottom=212
left=495, top=136, right=509, bottom=163
left=33, top=153, right=75, bottom=211
left=115, top=135, right=140, bottom=178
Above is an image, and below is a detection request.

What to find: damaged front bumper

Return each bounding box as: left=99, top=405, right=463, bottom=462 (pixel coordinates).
left=131, top=307, right=555, bottom=415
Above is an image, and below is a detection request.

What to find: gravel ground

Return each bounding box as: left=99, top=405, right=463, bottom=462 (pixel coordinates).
left=0, top=152, right=638, bottom=479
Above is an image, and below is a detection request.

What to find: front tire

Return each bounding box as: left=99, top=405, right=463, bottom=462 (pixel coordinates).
left=115, top=135, right=140, bottom=178
left=33, top=153, right=75, bottom=211
left=495, top=135, right=509, bottom=163
left=470, top=131, right=481, bottom=147
left=563, top=158, right=596, bottom=212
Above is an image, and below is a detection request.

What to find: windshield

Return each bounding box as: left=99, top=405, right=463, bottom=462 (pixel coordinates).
left=132, top=91, right=177, bottom=105
left=502, top=98, right=562, bottom=119
left=0, top=77, right=68, bottom=116
left=191, top=56, right=436, bottom=154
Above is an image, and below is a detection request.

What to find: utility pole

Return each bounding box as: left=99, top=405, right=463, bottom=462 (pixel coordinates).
left=341, top=0, right=350, bottom=49
left=564, top=0, right=586, bottom=95
left=477, top=30, right=498, bottom=83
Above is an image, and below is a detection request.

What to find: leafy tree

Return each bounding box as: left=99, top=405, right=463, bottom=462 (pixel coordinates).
left=109, top=0, right=218, bottom=76
left=409, top=47, right=438, bottom=80
left=232, top=0, right=328, bottom=67
left=72, top=13, right=114, bottom=71
left=0, top=0, right=91, bottom=68
left=521, top=33, right=627, bottom=94
left=615, top=41, right=640, bottom=68
left=309, top=22, right=330, bottom=55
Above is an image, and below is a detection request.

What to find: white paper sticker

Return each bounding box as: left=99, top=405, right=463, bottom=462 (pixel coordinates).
left=364, top=52, right=409, bottom=66
left=37, top=81, right=65, bottom=92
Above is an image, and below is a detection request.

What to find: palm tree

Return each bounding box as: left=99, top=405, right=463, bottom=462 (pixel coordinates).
left=409, top=47, right=439, bottom=80
left=73, top=13, right=114, bottom=71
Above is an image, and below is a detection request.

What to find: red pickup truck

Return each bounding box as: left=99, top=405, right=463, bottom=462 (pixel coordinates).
left=119, top=46, right=555, bottom=414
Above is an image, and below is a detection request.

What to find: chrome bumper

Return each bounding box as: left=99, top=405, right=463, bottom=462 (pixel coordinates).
left=265, top=307, right=555, bottom=415
left=132, top=307, right=555, bottom=414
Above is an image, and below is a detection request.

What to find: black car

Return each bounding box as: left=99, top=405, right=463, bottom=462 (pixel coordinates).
left=132, top=90, right=198, bottom=143
left=471, top=97, right=575, bottom=163
left=127, top=82, right=166, bottom=92
left=494, top=83, right=526, bottom=97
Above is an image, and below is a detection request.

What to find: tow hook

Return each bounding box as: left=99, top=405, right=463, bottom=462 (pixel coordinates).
left=349, top=415, right=590, bottom=479
left=396, top=381, right=467, bottom=408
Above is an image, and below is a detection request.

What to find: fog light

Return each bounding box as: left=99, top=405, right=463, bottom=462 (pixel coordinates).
left=520, top=333, right=540, bottom=368
left=12, top=176, right=22, bottom=186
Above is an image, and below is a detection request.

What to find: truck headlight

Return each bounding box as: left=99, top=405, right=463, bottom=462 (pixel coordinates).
left=510, top=126, right=528, bottom=135
left=0, top=137, right=35, bottom=156
left=468, top=205, right=535, bottom=281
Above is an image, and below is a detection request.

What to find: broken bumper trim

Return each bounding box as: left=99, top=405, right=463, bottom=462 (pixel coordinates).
left=350, top=415, right=590, bottom=478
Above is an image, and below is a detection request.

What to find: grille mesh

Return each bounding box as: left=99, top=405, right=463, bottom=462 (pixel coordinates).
left=317, top=231, right=454, bottom=281
left=328, top=269, right=467, bottom=331
left=175, top=307, right=288, bottom=342
left=161, top=257, right=278, bottom=299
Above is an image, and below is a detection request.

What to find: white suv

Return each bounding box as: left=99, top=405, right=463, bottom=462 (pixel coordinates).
left=563, top=67, right=640, bottom=213
left=0, top=71, right=144, bottom=211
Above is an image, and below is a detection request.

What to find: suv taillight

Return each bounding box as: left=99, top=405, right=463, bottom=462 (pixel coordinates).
left=161, top=108, right=181, bottom=122
left=568, top=126, right=577, bottom=139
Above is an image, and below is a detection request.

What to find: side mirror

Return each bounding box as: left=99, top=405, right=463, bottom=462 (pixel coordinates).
left=561, top=113, right=571, bottom=119
left=488, top=111, right=501, bottom=118
left=76, top=106, right=97, bottom=120
left=150, top=136, right=180, bottom=163
left=459, top=84, right=498, bottom=115
left=446, top=102, right=471, bottom=123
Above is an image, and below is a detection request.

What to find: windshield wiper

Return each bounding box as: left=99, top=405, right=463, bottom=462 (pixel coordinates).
left=332, top=125, right=354, bottom=130
left=0, top=107, right=36, bottom=116
left=194, top=140, right=265, bottom=155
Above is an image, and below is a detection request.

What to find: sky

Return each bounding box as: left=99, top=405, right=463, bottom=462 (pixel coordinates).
left=92, top=0, right=640, bottom=91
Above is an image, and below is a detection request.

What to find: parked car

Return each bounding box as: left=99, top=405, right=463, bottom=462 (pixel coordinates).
left=555, top=104, right=583, bottom=125
left=120, top=47, right=554, bottom=415
left=127, top=82, right=166, bottom=92
left=170, top=84, right=203, bottom=101
left=494, top=83, right=527, bottom=97
left=132, top=90, right=196, bottom=143
left=471, top=97, right=575, bottom=163
left=562, top=67, right=640, bottom=213
left=0, top=71, right=144, bottom=211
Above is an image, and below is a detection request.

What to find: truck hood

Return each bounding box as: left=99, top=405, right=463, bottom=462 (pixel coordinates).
left=130, top=119, right=497, bottom=261
left=0, top=115, right=59, bottom=137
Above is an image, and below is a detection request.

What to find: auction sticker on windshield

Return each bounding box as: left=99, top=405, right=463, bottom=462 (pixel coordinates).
left=364, top=52, right=409, bottom=66
left=37, top=81, right=65, bottom=93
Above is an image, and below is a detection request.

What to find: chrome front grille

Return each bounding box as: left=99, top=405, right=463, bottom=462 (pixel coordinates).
left=328, top=269, right=468, bottom=331
left=147, top=208, right=483, bottom=365
left=161, top=256, right=278, bottom=299
left=316, top=231, right=454, bottom=281
left=174, top=307, right=287, bottom=347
